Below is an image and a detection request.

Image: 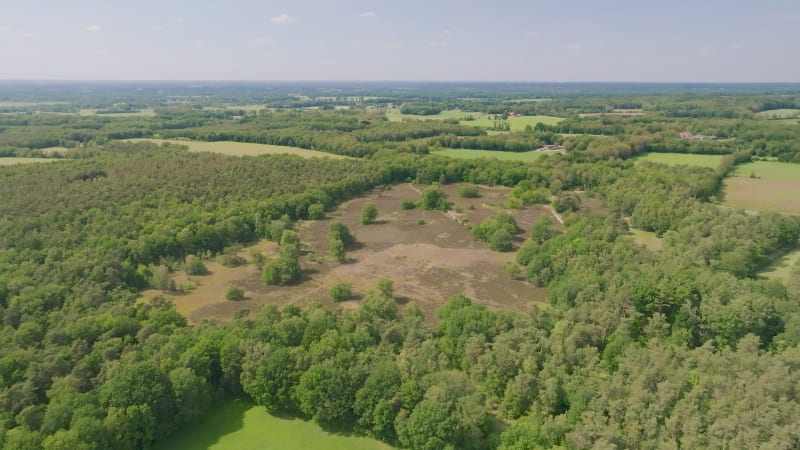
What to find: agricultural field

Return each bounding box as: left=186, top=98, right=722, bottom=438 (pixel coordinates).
left=722, top=178, right=800, bottom=215
left=436, top=148, right=546, bottom=161
left=0, top=157, right=62, bottom=166
left=756, top=109, right=800, bottom=119
left=79, top=108, right=157, bottom=117
left=632, top=152, right=724, bottom=169
left=386, top=108, right=564, bottom=130
left=141, top=183, right=551, bottom=322
left=126, top=138, right=349, bottom=159
left=731, top=161, right=800, bottom=180
left=152, top=398, right=393, bottom=450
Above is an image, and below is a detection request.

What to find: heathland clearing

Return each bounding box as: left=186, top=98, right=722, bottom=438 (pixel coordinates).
left=126, top=138, right=350, bottom=159
left=141, top=183, right=550, bottom=322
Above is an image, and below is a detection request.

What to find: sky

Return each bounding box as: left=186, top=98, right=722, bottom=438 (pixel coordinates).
left=0, top=0, right=799, bottom=82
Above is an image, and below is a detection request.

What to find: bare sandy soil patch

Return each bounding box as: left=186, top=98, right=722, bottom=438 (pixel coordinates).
left=141, top=183, right=549, bottom=322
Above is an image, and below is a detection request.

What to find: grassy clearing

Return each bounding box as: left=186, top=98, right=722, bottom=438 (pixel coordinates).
left=437, top=149, right=545, bottom=162
left=761, top=249, right=800, bottom=281
left=731, top=161, right=800, bottom=181
left=629, top=228, right=663, bottom=251
left=632, top=152, right=724, bottom=169
left=152, top=398, right=393, bottom=450
left=723, top=177, right=800, bottom=216
left=126, top=138, right=350, bottom=159
left=0, top=157, right=63, bottom=166
left=756, top=109, right=800, bottom=119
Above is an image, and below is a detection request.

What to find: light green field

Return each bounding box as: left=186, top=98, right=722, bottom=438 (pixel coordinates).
left=386, top=109, right=564, bottom=130
left=79, top=108, right=157, bottom=117
left=437, top=148, right=545, bottom=161
left=152, top=399, right=393, bottom=450
left=756, top=109, right=800, bottom=119
left=633, top=152, right=724, bottom=169
left=203, top=104, right=267, bottom=112
left=126, top=138, right=349, bottom=159
left=463, top=115, right=564, bottom=131
left=732, top=161, right=800, bottom=180
left=761, top=249, right=800, bottom=281
left=0, top=157, right=62, bottom=166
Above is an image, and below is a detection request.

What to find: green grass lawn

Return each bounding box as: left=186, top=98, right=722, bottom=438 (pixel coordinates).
left=731, top=161, right=800, bottom=181
left=152, top=398, right=393, bottom=450
left=0, top=157, right=63, bottom=166
left=126, top=138, right=349, bottom=159
left=632, top=152, right=724, bottom=169
left=437, top=148, right=546, bottom=161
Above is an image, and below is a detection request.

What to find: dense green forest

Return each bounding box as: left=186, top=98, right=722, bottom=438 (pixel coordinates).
left=1, top=83, right=800, bottom=449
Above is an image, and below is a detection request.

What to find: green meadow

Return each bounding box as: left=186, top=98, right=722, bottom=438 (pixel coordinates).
left=732, top=161, right=800, bottom=180
left=152, top=399, right=393, bottom=450
left=437, top=148, right=546, bottom=161
left=633, top=152, right=724, bottom=169
left=126, top=138, right=350, bottom=159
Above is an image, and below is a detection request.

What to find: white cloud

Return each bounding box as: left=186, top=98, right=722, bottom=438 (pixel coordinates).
left=526, top=31, right=541, bottom=37
left=730, top=44, right=744, bottom=50
left=441, top=29, right=452, bottom=35
left=175, top=18, right=185, bottom=23
left=151, top=25, right=165, bottom=31
left=270, top=14, right=296, bottom=24
left=83, top=24, right=103, bottom=33
left=428, top=41, right=448, bottom=48
left=252, top=37, right=273, bottom=45
left=358, top=11, right=376, bottom=17
left=384, top=43, right=404, bottom=49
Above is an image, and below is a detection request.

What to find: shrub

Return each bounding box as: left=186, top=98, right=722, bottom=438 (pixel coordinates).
left=361, top=202, right=378, bottom=224
left=553, top=192, right=581, bottom=213
left=184, top=255, right=208, bottom=276
left=307, top=203, right=325, bottom=220
left=226, top=286, right=245, bottom=301
left=490, top=228, right=514, bottom=252
left=400, top=200, right=416, bottom=210
left=262, top=257, right=301, bottom=285
left=220, top=254, right=247, bottom=267
left=329, top=282, right=352, bottom=302
left=457, top=185, right=479, bottom=198
left=419, top=185, right=448, bottom=211
left=328, top=222, right=355, bottom=246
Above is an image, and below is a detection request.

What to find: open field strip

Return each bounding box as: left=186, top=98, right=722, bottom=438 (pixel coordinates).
left=632, top=152, right=724, bottom=169
left=126, top=138, right=350, bottom=159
